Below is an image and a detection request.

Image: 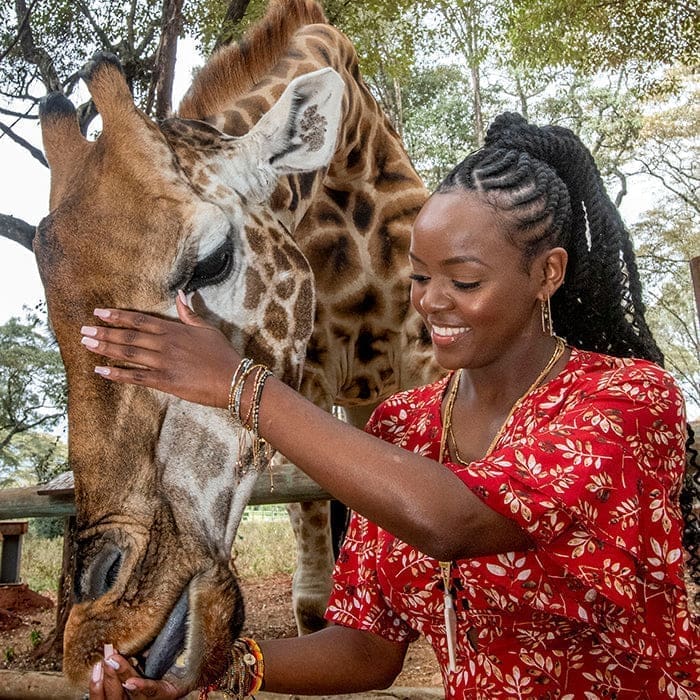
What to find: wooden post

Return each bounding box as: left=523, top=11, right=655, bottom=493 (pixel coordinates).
left=691, top=256, right=700, bottom=324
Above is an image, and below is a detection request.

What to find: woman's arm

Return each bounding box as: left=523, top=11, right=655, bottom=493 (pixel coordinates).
left=90, top=626, right=408, bottom=699
left=81, top=298, right=530, bottom=561
left=260, top=625, right=408, bottom=694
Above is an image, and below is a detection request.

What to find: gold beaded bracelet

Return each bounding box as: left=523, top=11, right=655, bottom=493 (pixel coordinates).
left=199, top=637, right=265, bottom=699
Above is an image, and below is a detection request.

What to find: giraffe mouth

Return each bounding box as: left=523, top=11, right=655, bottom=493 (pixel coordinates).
left=133, top=587, right=190, bottom=680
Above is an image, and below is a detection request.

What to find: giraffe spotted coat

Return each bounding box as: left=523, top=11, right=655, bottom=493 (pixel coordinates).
left=326, top=348, right=700, bottom=698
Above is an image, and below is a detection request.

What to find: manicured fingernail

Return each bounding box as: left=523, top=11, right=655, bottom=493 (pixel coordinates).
left=81, top=336, right=99, bottom=348
left=177, top=288, right=194, bottom=310
left=92, top=661, right=103, bottom=683
left=81, top=325, right=98, bottom=337
left=94, top=366, right=111, bottom=377
left=105, top=658, right=120, bottom=670
left=103, top=643, right=113, bottom=658
left=123, top=680, right=137, bottom=690
left=94, top=308, right=111, bottom=319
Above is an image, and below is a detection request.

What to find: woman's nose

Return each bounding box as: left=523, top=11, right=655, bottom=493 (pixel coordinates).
left=418, top=282, right=454, bottom=313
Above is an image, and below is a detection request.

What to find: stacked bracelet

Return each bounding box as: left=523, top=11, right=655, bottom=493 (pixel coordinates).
left=199, top=637, right=265, bottom=699
left=227, top=359, right=274, bottom=474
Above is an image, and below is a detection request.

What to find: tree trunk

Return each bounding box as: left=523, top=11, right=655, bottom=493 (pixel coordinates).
left=147, top=0, right=185, bottom=118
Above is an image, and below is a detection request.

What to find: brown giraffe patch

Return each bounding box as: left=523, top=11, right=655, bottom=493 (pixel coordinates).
left=244, top=268, right=265, bottom=310
left=245, top=226, right=267, bottom=255
left=264, top=300, right=289, bottom=340
left=293, top=279, right=314, bottom=342
left=276, top=276, right=296, bottom=299
left=305, top=234, right=360, bottom=288
left=352, top=191, right=375, bottom=232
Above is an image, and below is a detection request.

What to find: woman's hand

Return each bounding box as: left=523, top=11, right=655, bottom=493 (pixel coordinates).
left=90, top=652, right=183, bottom=700
left=80, top=291, right=241, bottom=409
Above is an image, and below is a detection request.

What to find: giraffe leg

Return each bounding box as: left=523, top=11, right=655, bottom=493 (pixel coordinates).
left=285, top=405, right=375, bottom=634
left=287, top=499, right=336, bottom=634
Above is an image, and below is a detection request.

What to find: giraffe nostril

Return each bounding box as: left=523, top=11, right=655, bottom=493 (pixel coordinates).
left=74, top=542, right=123, bottom=602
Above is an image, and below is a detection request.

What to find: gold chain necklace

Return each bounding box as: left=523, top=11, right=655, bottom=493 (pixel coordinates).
left=440, top=335, right=566, bottom=466
left=436, top=336, right=566, bottom=671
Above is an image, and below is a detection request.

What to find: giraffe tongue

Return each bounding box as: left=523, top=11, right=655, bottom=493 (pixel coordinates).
left=143, top=589, right=189, bottom=679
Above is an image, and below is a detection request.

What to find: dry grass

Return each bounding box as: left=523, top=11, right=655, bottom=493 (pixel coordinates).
left=233, top=517, right=297, bottom=578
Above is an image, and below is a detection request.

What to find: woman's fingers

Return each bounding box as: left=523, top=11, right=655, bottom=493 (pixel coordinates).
left=81, top=330, right=164, bottom=368
left=80, top=298, right=241, bottom=408
left=92, top=653, right=183, bottom=700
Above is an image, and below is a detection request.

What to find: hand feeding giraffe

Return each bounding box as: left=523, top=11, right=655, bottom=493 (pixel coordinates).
left=35, top=0, right=438, bottom=690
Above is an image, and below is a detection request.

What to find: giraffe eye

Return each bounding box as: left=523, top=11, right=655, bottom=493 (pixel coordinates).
left=185, top=238, right=235, bottom=293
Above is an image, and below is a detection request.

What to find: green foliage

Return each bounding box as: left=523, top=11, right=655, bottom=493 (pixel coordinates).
left=2, top=1, right=164, bottom=106
left=504, top=0, right=699, bottom=74
left=401, top=65, right=476, bottom=188
left=632, top=201, right=700, bottom=409
left=0, top=312, right=68, bottom=488
left=20, top=533, right=63, bottom=594
left=30, top=516, right=66, bottom=539
left=29, top=628, right=43, bottom=649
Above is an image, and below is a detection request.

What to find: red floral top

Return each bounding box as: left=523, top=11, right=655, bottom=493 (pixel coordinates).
left=325, top=348, right=700, bottom=698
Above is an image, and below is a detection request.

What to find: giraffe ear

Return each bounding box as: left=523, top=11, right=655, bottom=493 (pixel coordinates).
left=251, top=67, right=345, bottom=174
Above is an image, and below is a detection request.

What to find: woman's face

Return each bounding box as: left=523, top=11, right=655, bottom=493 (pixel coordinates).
left=410, top=190, right=546, bottom=371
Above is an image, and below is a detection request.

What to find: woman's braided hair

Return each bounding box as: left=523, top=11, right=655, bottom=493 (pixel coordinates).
left=437, top=112, right=700, bottom=604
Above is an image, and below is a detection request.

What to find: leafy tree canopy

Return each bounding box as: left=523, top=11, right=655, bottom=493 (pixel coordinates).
left=0, top=312, right=67, bottom=486
left=504, top=0, right=700, bottom=74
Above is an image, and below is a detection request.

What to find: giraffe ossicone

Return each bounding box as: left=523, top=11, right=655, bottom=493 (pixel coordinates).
left=35, top=0, right=437, bottom=691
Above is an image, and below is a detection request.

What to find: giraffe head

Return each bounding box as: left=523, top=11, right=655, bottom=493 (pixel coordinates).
left=35, top=53, right=343, bottom=690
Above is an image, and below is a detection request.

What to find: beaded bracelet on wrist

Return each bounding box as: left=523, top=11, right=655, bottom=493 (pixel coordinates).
left=227, top=359, right=274, bottom=475
left=198, top=637, right=264, bottom=700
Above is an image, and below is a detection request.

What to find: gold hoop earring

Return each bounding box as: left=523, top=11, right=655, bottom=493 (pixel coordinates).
left=541, top=297, right=554, bottom=336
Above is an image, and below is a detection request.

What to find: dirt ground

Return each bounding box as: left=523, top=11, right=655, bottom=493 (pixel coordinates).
left=0, top=574, right=441, bottom=689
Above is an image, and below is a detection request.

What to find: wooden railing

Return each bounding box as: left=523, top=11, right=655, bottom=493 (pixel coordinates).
left=0, top=463, right=330, bottom=520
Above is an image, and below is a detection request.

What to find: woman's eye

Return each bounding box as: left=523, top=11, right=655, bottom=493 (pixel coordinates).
left=185, top=239, right=235, bottom=293
left=409, top=273, right=429, bottom=284
left=453, top=280, right=480, bottom=290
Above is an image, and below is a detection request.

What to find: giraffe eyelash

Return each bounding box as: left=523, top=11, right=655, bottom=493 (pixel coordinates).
left=185, top=238, right=235, bottom=293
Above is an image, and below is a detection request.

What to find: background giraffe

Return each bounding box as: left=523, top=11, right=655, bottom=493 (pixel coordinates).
left=35, top=0, right=438, bottom=688
left=176, top=0, right=439, bottom=635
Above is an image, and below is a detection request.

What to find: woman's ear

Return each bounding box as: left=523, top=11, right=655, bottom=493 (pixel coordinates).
left=537, top=247, right=568, bottom=300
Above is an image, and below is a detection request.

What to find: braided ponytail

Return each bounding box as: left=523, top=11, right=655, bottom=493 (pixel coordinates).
left=437, top=111, right=700, bottom=606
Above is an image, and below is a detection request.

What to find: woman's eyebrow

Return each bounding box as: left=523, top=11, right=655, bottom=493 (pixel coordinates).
left=409, top=251, right=488, bottom=268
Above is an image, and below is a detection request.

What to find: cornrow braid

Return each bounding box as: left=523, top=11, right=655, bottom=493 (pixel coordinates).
left=436, top=111, right=700, bottom=606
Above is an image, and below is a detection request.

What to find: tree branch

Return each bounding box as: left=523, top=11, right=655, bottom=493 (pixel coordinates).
left=0, top=0, right=40, bottom=63
left=0, top=213, right=36, bottom=251
left=0, top=122, right=47, bottom=166
left=214, top=0, right=253, bottom=50
left=14, top=0, right=62, bottom=92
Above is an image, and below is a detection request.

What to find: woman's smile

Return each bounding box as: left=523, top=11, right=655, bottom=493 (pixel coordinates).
left=429, top=324, right=472, bottom=346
